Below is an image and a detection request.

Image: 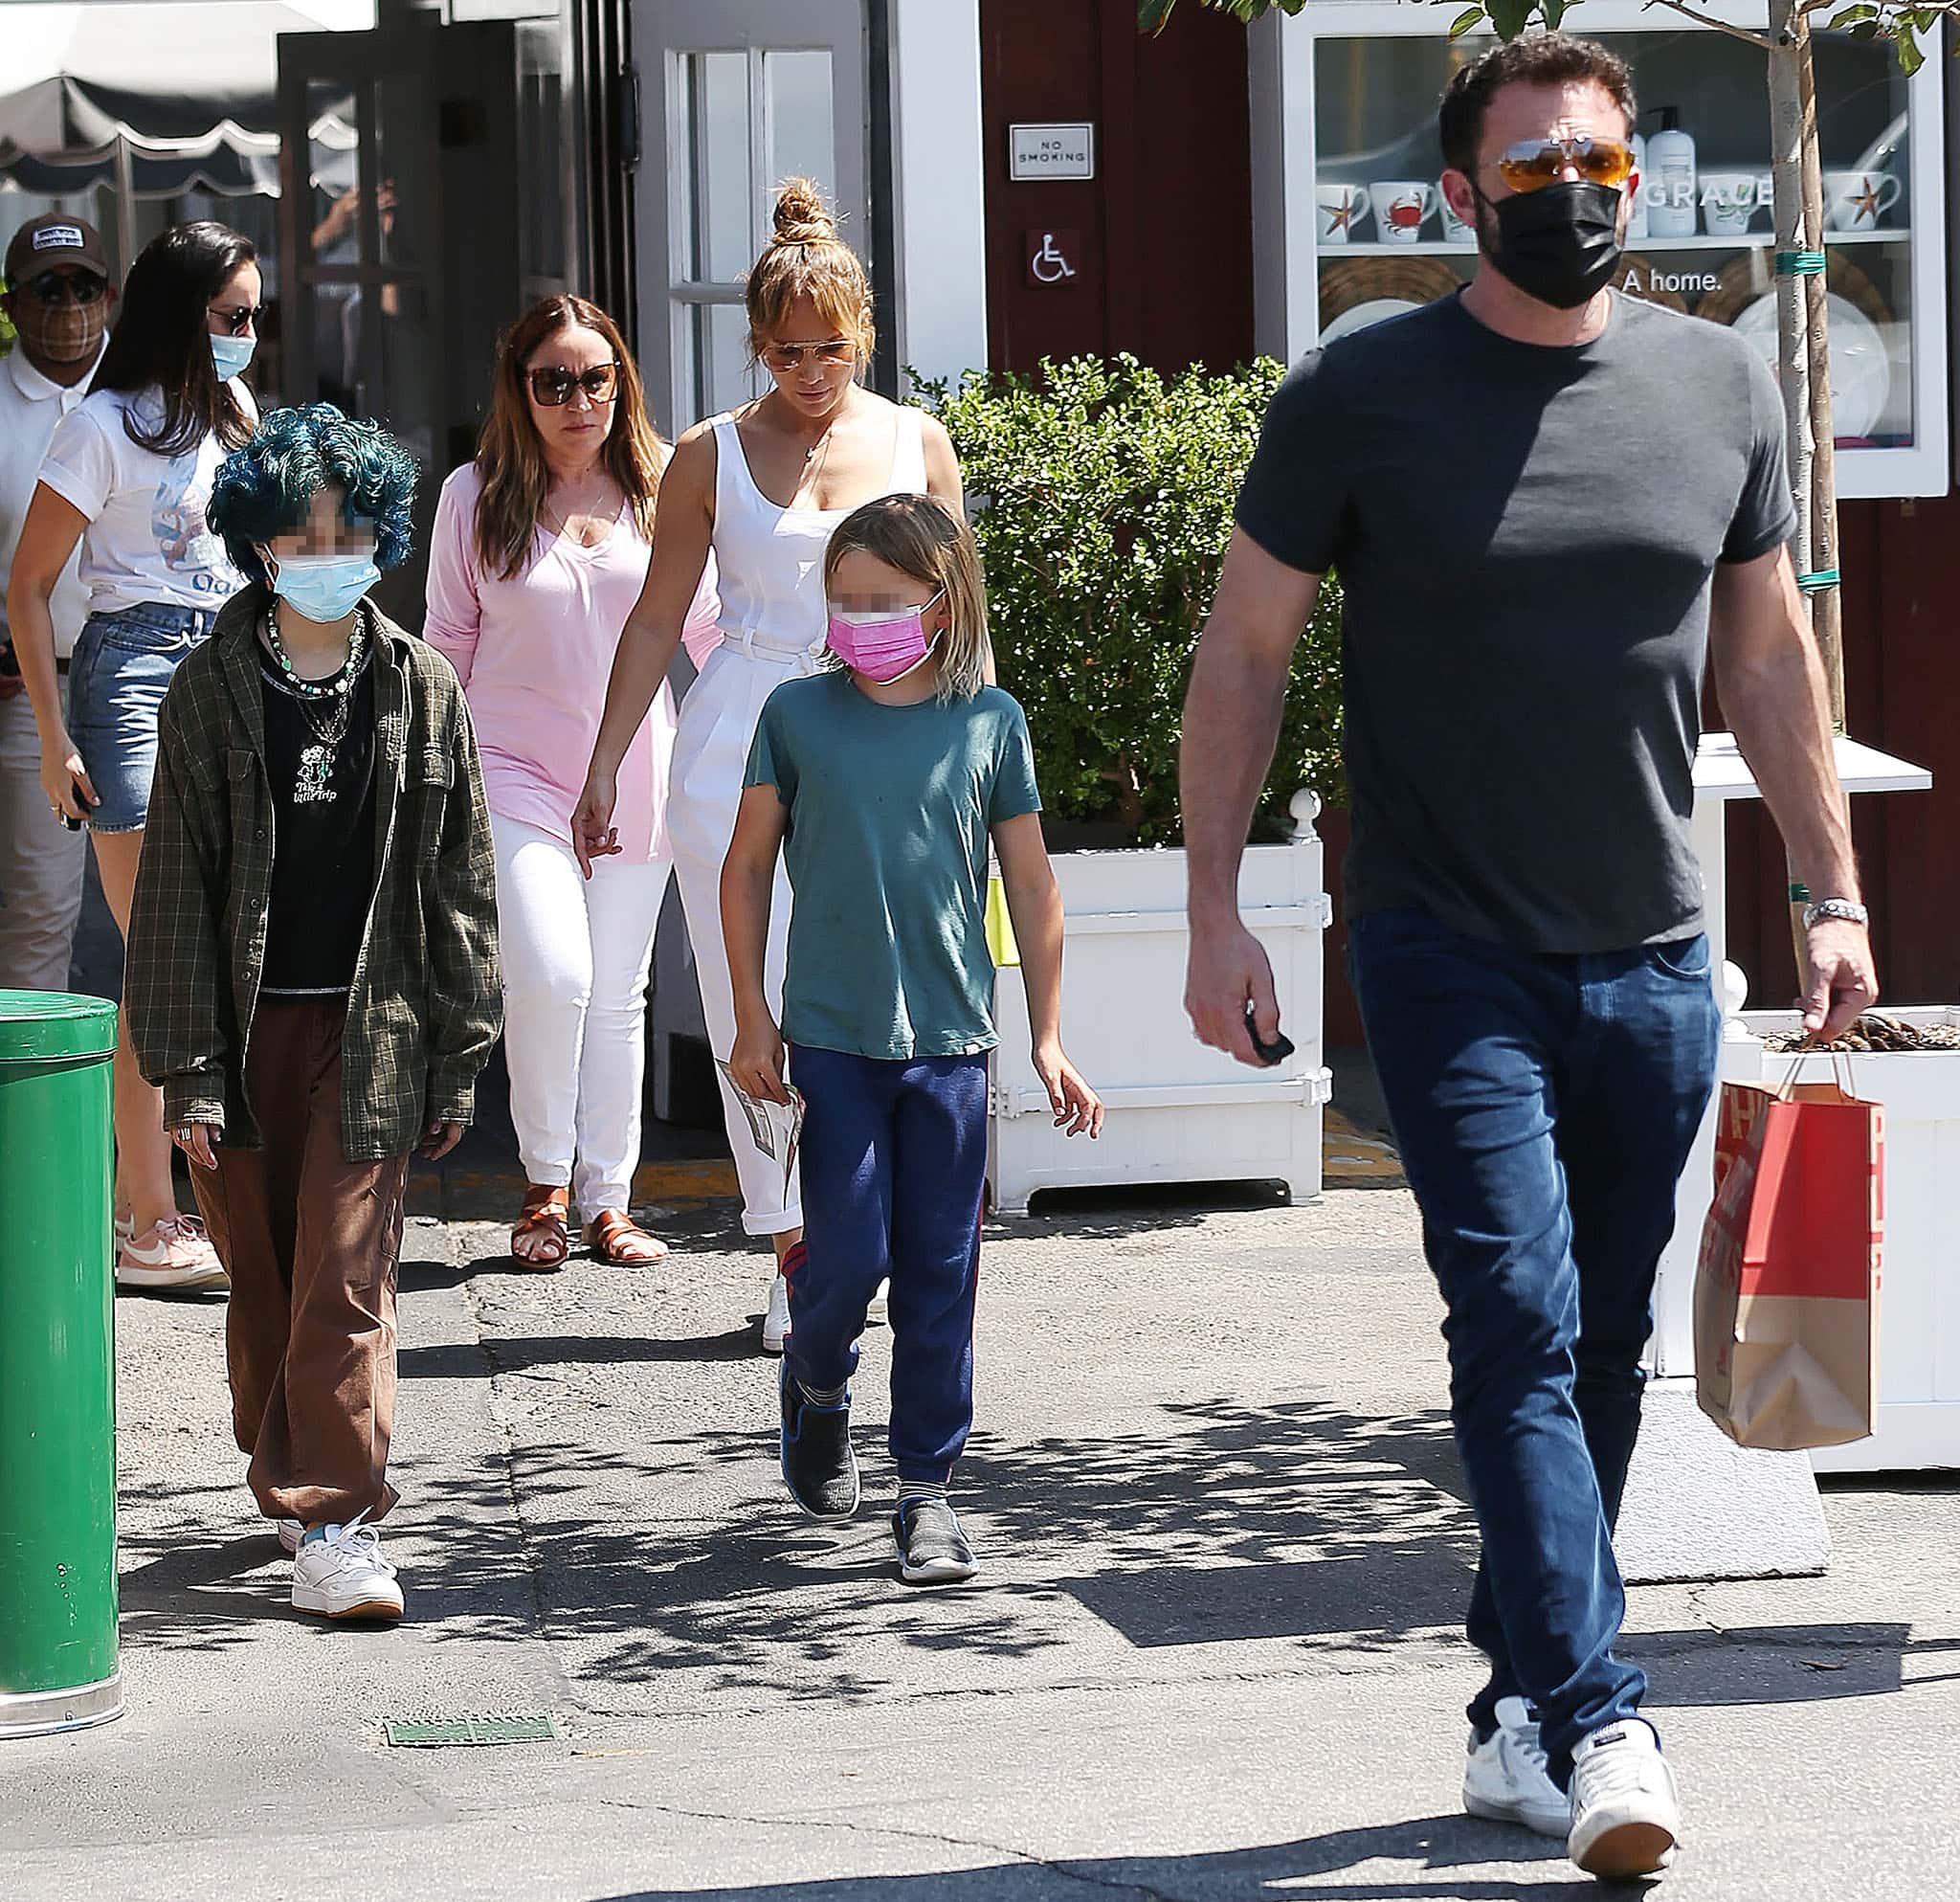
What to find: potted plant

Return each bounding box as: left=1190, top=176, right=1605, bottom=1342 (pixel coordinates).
left=923, top=353, right=1343, bottom=1214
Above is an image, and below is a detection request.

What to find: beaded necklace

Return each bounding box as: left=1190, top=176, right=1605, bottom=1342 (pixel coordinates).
left=264, top=603, right=368, bottom=804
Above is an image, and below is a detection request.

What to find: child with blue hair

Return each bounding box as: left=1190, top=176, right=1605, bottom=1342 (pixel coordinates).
left=126, top=402, right=501, bottom=1624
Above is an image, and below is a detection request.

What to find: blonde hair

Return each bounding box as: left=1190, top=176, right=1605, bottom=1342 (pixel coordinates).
left=823, top=492, right=990, bottom=703
left=746, top=178, right=875, bottom=363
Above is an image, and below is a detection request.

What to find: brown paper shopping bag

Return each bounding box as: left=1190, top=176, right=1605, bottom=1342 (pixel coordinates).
left=1694, top=1064, right=1884, bottom=1451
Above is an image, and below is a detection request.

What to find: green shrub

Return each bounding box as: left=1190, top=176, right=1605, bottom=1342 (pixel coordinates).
left=920, top=352, right=1342, bottom=845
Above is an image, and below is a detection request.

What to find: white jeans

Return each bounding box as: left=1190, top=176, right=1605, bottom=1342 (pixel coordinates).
left=491, top=813, right=671, bottom=1219
left=0, top=686, right=86, bottom=990
left=667, top=638, right=804, bottom=1237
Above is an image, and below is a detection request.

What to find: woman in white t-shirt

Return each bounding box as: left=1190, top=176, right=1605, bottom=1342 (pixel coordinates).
left=6, top=221, right=260, bottom=1292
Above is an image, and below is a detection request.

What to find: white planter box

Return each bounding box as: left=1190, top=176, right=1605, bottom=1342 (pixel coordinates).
left=988, top=802, right=1331, bottom=1217
left=1738, top=1006, right=1960, bottom=1473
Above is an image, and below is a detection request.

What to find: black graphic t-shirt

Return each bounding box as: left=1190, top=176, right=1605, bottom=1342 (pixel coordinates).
left=258, top=647, right=378, bottom=995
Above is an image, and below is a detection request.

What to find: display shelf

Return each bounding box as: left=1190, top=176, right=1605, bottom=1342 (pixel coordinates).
left=1324, top=228, right=1911, bottom=257
left=1251, top=3, right=1949, bottom=496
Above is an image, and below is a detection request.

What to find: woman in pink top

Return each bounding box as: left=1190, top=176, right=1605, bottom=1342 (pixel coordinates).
left=425, top=295, right=717, bottom=1268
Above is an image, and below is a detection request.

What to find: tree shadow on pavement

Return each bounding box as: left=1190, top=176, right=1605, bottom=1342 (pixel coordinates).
left=591, top=1814, right=1576, bottom=1902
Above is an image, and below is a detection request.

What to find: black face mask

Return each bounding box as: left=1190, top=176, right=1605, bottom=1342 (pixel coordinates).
left=1474, top=180, right=1624, bottom=310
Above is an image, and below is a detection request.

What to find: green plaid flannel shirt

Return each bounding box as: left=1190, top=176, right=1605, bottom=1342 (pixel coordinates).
left=127, top=589, right=501, bottom=1161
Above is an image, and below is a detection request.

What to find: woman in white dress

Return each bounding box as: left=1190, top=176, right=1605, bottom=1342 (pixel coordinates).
left=575, top=179, right=965, bottom=1353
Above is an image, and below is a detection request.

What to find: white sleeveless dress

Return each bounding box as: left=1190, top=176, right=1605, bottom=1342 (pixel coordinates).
left=667, top=405, right=928, bottom=1233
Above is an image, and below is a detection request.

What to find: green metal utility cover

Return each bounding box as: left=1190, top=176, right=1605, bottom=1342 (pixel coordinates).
left=382, top=1712, right=559, bottom=1748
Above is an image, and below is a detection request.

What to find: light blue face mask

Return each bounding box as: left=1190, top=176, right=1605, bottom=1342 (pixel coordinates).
left=211, top=331, right=256, bottom=380
left=266, top=551, right=380, bottom=625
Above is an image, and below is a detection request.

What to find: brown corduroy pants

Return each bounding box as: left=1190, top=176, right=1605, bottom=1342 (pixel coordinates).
left=190, top=997, right=410, bottom=1529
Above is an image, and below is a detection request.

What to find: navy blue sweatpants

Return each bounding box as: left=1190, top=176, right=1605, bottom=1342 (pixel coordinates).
left=785, top=1044, right=988, bottom=1485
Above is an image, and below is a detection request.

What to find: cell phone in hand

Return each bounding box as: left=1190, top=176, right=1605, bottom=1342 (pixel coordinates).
left=1244, top=1002, right=1295, bottom=1068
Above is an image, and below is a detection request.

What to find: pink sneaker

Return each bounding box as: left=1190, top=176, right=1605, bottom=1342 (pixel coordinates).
left=117, top=1214, right=229, bottom=1292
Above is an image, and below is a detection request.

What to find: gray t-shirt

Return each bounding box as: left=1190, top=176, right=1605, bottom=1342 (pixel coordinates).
left=746, top=672, right=1043, bottom=1062
left=1235, top=291, right=1796, bottom=953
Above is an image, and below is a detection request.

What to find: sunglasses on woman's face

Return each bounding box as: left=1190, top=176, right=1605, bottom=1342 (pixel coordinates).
left=208, top=301, right=267, bottom=335
left=24, top=271, right=106, bottom=305
left=1493, top=136, right=1638, bottom=193
left=528, top=362, right=621, bottom=406
left=760, top=338, right=856, bottom=373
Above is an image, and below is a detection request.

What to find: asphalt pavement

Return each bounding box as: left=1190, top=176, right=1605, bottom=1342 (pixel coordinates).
left=4, top=1177, right=1956, bottom=1900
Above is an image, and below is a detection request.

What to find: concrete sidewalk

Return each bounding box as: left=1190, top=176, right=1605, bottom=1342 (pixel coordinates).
left=5, top=1186, right=1956, bottom=1900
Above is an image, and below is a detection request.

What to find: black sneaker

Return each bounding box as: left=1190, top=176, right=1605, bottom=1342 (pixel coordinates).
left=778, top=1360, right=859, bottom=1520
left=892, top=1496, right=979, bottom=1585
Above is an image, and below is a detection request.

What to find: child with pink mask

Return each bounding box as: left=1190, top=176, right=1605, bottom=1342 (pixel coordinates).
left=721, top=493, right=1102, bottom=1585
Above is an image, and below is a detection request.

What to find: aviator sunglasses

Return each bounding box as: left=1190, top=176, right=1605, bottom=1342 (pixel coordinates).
left=760, top=338, right=857, bottom=373
left=1494, top=135, right=1638, bottom=193
left=528, top=360, right=621, bottom=406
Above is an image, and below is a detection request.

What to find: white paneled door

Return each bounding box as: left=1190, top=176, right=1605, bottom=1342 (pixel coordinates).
left=631, top=0, right=867, bottom=436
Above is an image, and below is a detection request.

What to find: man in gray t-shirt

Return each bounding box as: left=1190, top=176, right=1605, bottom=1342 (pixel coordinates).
left=1179, top=32, right=1878, bottom=1882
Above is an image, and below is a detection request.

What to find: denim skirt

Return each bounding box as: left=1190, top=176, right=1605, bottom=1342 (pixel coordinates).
left=67, top=601, right=220, bottom=833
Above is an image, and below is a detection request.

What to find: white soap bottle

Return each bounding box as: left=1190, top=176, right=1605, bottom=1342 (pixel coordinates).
left=1646, top=108, right=1698, bottom=239
left=1630, top=131, right=1649, bottom=240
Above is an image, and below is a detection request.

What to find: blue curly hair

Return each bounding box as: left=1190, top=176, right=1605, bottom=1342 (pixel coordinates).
left=209, top=402, right=417, bottom=588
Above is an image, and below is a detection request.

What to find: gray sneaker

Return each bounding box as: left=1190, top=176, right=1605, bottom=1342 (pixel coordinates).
left=892, top=1496, right=978, bottom=1586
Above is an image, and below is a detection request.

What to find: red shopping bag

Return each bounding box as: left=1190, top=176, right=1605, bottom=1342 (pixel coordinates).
left=1694, top=1070, right=1883, bottom=1451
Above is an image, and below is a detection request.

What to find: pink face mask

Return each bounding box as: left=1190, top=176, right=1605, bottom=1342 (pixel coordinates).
left=826, top=590, right=944, bottom=684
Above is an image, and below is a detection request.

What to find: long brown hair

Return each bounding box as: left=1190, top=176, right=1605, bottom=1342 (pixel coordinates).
left=473, top=295, right=666, bottom=581
left=746, top=178, right=875, bottom=363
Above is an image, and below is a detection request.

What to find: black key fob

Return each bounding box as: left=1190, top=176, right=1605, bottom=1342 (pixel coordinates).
left=1245, top=1002, right=1294, bottom=1068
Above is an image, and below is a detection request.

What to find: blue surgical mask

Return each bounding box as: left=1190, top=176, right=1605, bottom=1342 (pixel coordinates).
left=211, top=331, right=256, bottom=380
left=267, top=552, right=380, bottom=624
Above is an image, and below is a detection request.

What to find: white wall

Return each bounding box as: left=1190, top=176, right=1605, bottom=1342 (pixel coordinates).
left=887, top=0, right=989, bottom=391
left=1246, top=11, right=1315, bottom=365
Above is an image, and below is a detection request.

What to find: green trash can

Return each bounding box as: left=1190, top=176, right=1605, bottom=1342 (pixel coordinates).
left=0, top=989, right=121, bottom=1739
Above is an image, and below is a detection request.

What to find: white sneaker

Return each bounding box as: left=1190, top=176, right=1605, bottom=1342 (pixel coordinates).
left=1462, top=1696, right=1570, bottom=1837
left=275, top=1518, right=303, bottom=1556
left=115, top=1212, right=134, bottom=1247
left=117, top=1214, right=229, bottom=1291
left=1568, top=1718, right=1680, bottom=1879
left=866, top=1278, right=889, bottom=1327
left=290, top=1514, right=404, bottom=1622
left=762, top=1272, right=791, bottom=1355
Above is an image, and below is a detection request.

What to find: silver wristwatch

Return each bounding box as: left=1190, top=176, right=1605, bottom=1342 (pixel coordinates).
left=1801, top=897, right=1869, bottom=930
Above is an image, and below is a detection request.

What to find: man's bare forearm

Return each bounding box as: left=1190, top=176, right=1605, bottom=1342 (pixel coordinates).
left=1181, top=625, right=1292, bottom=921
left=1722, top=641, right=1860, bottom=903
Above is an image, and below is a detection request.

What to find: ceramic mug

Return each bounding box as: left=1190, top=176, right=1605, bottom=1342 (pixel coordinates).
left=1700, top=170, right=1764, bottom=239
left=1315, top=182, right=1370, bottom=245
left=1825, top=169, right=1902, bottom=232
left=1438, top=180, right=1474, bottom=244
left=1370, top=180, right=1436, bottom=244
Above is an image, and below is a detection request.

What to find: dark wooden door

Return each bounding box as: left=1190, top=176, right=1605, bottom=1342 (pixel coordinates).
left=980, top=0, right=1255, bottom=377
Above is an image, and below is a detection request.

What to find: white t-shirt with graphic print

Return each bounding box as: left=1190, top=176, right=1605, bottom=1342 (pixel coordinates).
left=36, top=383, right=256, bottom=617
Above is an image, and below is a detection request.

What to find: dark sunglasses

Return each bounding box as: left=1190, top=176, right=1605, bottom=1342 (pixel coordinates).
left=528, top=361, right=621, bottom=406
left=1494, top=136, right=1638, bottom=193
left=22, top=271, right=107, bottom=305
left=208, top=301, right=267, bottom=335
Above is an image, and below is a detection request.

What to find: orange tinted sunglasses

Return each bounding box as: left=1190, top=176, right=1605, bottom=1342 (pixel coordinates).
left=1496, top=136, right=1638, bottom=193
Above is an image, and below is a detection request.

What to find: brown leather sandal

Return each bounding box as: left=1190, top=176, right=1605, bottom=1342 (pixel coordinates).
left=586, top=1209, right=670, bottom=1265
left=511, top=1185, right=570, bottom=1269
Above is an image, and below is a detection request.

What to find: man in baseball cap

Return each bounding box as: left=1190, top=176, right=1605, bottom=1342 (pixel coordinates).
left=1, top=213, right=116, bottom=992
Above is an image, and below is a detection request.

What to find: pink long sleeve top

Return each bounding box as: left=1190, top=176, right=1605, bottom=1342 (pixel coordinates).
left=423, top=461, right=722, bottom=863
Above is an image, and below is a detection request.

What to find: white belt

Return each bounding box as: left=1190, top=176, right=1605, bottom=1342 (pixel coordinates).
left=722, top=625, right=828, bottom=674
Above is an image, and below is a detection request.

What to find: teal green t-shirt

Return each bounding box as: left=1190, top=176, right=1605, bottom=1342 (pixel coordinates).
left=745, top=672, right=1043, bottom=1062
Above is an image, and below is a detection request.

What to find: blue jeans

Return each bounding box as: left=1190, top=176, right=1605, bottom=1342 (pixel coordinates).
left=785, top=1044, right=989, bottom=1485
left=68, top=601, right=219, bottom=832
left=1348, top=906, right=1719, bottom=1785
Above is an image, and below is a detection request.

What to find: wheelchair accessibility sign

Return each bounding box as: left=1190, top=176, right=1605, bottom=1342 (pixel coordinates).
left=1025, top=230, right=1080, bottom=287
